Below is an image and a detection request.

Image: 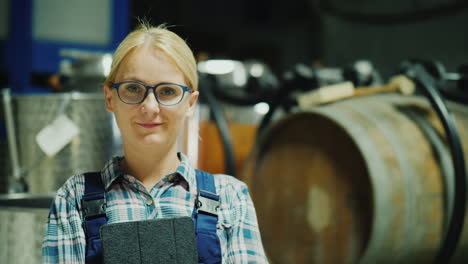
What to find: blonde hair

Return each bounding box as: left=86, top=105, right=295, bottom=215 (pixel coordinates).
left=104, top=23, right=198, bottom=90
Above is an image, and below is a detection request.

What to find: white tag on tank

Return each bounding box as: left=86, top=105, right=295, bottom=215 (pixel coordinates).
left=36, top=114, right=80, bottom=157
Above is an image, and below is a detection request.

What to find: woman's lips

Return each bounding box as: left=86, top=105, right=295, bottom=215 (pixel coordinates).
left=137, top=122, right=162, bottom=128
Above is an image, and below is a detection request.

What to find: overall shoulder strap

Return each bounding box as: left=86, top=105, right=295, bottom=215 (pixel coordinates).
left=82, top=172, right=107, bottom=264
left=193, top=169, right=222, bottom=264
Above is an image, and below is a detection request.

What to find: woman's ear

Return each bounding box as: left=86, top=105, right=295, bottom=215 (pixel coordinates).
left=185, top=91, right=199, bottom=118
left=103, top=85, right=114, bottom=112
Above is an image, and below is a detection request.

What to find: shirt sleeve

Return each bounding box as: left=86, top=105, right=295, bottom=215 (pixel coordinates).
left=42, top=190, right=86, bottom=264
left=225, top=181, right=269, bottom=264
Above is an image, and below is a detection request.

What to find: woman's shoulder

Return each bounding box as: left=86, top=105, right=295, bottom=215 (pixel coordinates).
left=212, top=174, right=250, bottom=200
left=54, top=173, right=88, bottom=203
left=212, top=173, right=246, bottom=186
left=212, top=174, right=255, bottom=224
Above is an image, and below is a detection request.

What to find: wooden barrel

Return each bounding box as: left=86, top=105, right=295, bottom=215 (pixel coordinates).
left=241, top=94, right=468, bottom=264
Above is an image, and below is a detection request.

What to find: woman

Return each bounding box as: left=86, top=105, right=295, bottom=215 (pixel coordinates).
left=42, top=23, right=268, bottom=263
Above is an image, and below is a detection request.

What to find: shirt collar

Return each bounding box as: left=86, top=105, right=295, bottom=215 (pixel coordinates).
left=101, top=155, right=126, bottom=190
left=174, top=152, right=197, bottom=192
left=101, top=152, right=197, bottom=191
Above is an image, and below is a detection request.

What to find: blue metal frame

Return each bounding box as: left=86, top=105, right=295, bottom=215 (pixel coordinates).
left=2, top=0, right=130, bottom=93
left=112, top=0, right=130, bottom=50
left=5, top=0, right=33, bottom=93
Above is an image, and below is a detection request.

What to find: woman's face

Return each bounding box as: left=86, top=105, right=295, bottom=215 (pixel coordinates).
left=104, top=44, right=199, bottom=150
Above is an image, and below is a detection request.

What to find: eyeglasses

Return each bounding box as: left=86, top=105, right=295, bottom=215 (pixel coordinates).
left=111, top=81, right=192, bottom=106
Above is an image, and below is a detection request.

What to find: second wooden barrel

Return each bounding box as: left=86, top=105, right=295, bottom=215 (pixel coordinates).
left=242, top=94, right=468, bottom=264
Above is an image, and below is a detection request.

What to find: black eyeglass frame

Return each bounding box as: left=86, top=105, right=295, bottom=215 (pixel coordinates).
left=111, top=81, right=193, bottom=106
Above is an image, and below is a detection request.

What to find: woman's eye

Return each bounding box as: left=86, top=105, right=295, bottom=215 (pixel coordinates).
left=125, top=84, right=142, bottom=93
left=158, top=87, right=177, bottom=96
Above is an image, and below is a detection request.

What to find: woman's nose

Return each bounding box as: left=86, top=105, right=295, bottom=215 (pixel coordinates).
left=141, top=91, right=160, bottom=114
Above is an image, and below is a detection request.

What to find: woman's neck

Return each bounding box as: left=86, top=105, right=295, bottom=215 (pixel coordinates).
left=121, top=142, right=180, bottom=191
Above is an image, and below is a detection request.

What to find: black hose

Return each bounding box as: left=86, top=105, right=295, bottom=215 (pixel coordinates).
left=199, top=77, right=237, bottom=177
left=256, top=82, right=292, bottom=139
left=406, top=64, right=467, bottom=263
left=257, top=94, right=281, bottom=138
left=256, top=77, right=300, bottom=139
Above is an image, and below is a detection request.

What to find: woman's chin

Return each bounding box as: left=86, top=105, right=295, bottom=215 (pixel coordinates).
left=139, top=134, right=166, bottom=146
left=123, top=131, right=177, bottom=151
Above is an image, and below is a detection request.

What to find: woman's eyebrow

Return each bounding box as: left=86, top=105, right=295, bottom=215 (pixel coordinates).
left=119, top=76, right=174, bottom=85
left=119, top=75, right=146, bottom=83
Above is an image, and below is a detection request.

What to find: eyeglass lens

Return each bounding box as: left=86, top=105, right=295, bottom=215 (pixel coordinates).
left=118, top=83, right=184, bottom=105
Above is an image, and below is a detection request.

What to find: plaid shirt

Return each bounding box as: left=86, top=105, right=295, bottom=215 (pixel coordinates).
left=42, top=153, right=268, bottom=263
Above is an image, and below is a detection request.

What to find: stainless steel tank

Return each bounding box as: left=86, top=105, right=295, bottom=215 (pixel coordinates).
left=13, top=92, right=120, bottom=193
left=0, top=193, right=53, bottom=263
